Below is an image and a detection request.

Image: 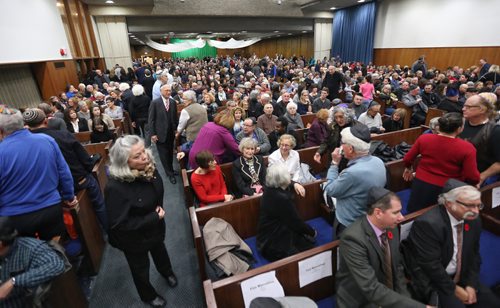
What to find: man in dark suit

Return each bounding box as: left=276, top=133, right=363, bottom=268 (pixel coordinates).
left=336, top=187, right=430, bottom=308
left=149, top=84, right=178, bottom=184
left=402, top=179, right=500, bottom=307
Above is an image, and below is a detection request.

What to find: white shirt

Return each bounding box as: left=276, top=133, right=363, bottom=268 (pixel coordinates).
left=445, top=210, right=463, bottom=275
left=71, top=119, right=79, bottom=133
left=177, top=109, right=190, bottom=133
left=358, top=111, right=383, bottom=130
left=268, top=149, right=301, bottom=182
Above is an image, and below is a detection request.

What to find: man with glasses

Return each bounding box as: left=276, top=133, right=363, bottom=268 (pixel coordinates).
left=236, top=118, right=271, bottom=155
left=460, top=95, right=500, bottom=186
left=402, top=179, right=500, bottom=307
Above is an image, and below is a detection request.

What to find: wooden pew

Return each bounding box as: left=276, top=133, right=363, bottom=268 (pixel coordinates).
left=74, top=131, right=92, bottom=144
left=424, top=108, right=445, bottom=126
left=372, top=126, right=426, bottom=147
left=294, top=128, right=308, bottom=148
left=47, top=267, right=88, bottom=308
left=83, top=140, right=112, bottom=193
left=300, top=113, right=316, bottom=127
left=190, top=180, right=328, bottom=282
left=480, top=181, right=500, bottom=236
left=203, top=241, right=339, bottom=308
left=395, top=102, right=412, bottom=129
left=72, top=189, right=106, bottom=275
left=373, top=96, right=387, bottom=115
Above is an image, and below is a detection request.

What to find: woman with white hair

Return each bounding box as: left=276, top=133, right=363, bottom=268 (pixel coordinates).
left=232, top=137, right=266, bottom=198
left=105, top=135, right=177, bottom=307
left=268, top=134, right=301, bottom=182
left=256, top=163, right=315, bottom=262
left=129, top=84, right=151, bottom=137
left=283, top=102, right=304, bottom=132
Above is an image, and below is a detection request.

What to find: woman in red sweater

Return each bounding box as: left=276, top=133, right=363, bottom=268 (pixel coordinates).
left=191, top=150, right=233, bottom=207
left=403, top=112, right=479, bottom=213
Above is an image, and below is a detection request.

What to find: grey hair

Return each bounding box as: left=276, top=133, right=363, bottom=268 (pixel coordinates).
left=183, top=90, right=196, bottom=102
left=119, top=83, right=130, bottom=91
left=332, top=106, right=354, bottom=124
left=238, top=137, right=258, bottom=152
left=108, top=135, right=154, bottom=182
left=132, top=84, right=144, bottom=96
left=260, top=93, right=271, bottom=102
left=340, top=127, right=370, bottom=154
left=0, top=109, right=24, bottom=136
left=429, top=117, right=440, bottom=131
left=265, top=163, right=291, bottom=189
left=278, top=134, right=296, bottom=149
left=286, top=102, right=298, bottom=111
left=438, top=185, right=481, bottom=205
left=249, top=90, right=260, bottom=100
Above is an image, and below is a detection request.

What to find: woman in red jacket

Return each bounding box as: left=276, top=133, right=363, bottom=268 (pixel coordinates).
left=403, top=112, right=480, bottom=213
left=191, top=150, right=233, bottom=207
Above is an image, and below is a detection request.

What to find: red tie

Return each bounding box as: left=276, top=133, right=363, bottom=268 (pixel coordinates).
left=165, top=100, right=170, bottom=112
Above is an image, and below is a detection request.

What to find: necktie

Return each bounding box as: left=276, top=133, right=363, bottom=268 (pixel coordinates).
left=454, top=223, right=463, bottom=283
left=165, top=100, right=170, bottom=112
left=380, top=232, right=394, bottom=289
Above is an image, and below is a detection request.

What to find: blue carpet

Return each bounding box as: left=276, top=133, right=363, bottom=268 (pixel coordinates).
left=245, top=217, right=333, bottom=268
left=479, top=230, right=500, bottom=287
left=397, top=189, right=411, bottom=215
left=317, top=296, right=335, bottom=308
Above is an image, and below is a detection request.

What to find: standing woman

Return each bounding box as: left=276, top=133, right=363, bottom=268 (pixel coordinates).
left=105, top=135, right=177, bottom=307
left=129, top=84, right=151, bottom=137
left=403, top=112, right=480, bottom=213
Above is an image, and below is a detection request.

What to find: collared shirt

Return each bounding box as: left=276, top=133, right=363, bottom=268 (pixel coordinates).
left=445, top=210, right=463, bottom=275
left=367, top=216, right=384, bottom=245
left=268, top=149, right=301, bottom=182
left=70, top=119, right=79, bottom=133
left=358, top=111, right=383, bottom=130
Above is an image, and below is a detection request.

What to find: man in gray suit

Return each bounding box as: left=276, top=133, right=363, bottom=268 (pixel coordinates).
left=149, top=84, right=178, bottom=184
left=336, top=187, right=432, bottom=308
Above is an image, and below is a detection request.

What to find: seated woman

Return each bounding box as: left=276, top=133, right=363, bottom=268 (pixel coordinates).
left=64, top=108, right=89, bottom=133
left=382, top=107, right=406, bottom=132
left=88, top=106, right=115, bottom=143
left=283, top=102, right=305, bottom=132
left=232, top=138, right=266, bottom=198
left=303, top=109, right=329, bottom=148
left=256, top=164, right=316, bottom=262
left=231, top=106, right=245, bottom=138
left=104, top=97, right=123, bottom=119
left=268, top=134, right=301, bottom=182
left=191, top=150, right=233, bottom=207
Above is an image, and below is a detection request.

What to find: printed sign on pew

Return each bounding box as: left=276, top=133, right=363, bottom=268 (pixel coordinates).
left=298, top=251, right=333, bottom=288
left=241, top=271, right=284, bottom=308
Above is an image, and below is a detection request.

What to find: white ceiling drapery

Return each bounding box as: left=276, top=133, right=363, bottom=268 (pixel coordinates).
left=144, top=36, right=261, bottom=52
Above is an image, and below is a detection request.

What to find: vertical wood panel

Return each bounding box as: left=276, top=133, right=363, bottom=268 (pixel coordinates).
left=374, top=47, right=500, bottom=70
left=32, top=60, right=78, bottom=101
left=0, top=64, right=42, bottom=109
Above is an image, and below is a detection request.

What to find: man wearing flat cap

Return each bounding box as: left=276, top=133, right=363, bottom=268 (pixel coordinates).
left=402, top=179, right=500, bottom=307
left=0, top=105, right=76, bottom=240
left=323, top=123, right=386, bottom=239
left=336, top=188, right=430, bottom=308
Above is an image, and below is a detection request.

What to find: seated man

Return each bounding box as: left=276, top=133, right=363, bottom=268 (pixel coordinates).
left=403, top=84, right=428, bottom=126
left=336, top=188, right=430, bottom=308
left=358, top=101, right=385, bottom=134
left=402, top=179, right=500, bottom=307
left=236, top=118, right=271, bottom=155
left=257, top=103, right=278, bottom=135
left=0, top=217, right=66, bottom=307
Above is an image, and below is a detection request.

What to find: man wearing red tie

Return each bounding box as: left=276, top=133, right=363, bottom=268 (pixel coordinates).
left=402, top=179, right=500, bottom=307
left=149, top=84, right=178, bottom=184
left=336, top=187, right=431, bottom=307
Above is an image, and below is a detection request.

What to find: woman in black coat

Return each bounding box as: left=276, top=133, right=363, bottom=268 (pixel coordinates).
left=64, top=108, right=89, bottom=133
left=129, top=84, right=151, bottom=137
left=232, top=138, right=266, bottom=198
left=256, top=164, right=316, bottom=262
left=105, top=135, right=177, bottom=307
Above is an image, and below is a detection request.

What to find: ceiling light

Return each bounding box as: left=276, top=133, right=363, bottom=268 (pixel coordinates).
left=274, top=30, right=279, bottom=33
left=330, top=7, right=336, bottom=10
left=288, top=33, right=292, bottom=35
left=302, top=31, right=307, bottom=33
left=241, top=30, right=247, bottom=33
left=105, top=0, right=114, bottom=4
left=357, top=0, right=365, bottom=2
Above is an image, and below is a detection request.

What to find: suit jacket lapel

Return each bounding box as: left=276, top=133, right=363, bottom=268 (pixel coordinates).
left=362, top=218, right=384, bottom=262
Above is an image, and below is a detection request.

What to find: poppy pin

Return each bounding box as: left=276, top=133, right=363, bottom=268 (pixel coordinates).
left=387, top=231, right=393, bottom=240
left=464, top=224, right=470, bottom=232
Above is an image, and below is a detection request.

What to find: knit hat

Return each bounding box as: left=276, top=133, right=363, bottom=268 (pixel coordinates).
left=442, top=178, right=469, bottom=193
left=23, top=108, right=46, bottom=127
left=367, top=187, right=392, bottom=207
left=332, top=98, right=342, bottom=105
left=349, top=123, right=371, bottom=143
left=446, top=87, right=459, bottom=97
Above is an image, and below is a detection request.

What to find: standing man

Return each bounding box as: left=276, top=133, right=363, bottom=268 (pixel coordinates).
left=323, top=66, right=345, bottom=100
left=402, top=179, right=500, bottom=307
left=323, top=123, right=386, bottom=238
left=336, top=188, right=430, bottom=308
left=0, top=106, right=77, bottom=240
left=149, top=84, right=178, bottom=184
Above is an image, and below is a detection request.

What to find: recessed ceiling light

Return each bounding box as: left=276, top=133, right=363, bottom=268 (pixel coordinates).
left=357, top=0, right=365, bottom=3
left=241, top=30, right=247, bottom=33
left=302, top=31, right=307, bottom=33
left=274, top=30, right=279, bottom=33
left=330, top=7, right=336, bottom=10
left=105, top=1, right=114, bottom=4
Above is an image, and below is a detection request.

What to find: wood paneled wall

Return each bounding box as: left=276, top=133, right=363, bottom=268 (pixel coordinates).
left=32, top=60, right=79, bottom=101
left=131, top=34, right=314, bottom=60
left=374, top=47, right=500, bottom=70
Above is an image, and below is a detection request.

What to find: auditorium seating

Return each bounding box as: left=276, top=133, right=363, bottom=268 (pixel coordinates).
left=424, top=108, right=445, bottom=126
left=395, top=102, right=412, bottom=129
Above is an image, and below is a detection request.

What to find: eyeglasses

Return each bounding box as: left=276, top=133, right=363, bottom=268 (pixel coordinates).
left=455, top=200, right=484, bottom=210
left=280, top=144, right=292, bottom=148
left=463, top=105, right=481, bottom=109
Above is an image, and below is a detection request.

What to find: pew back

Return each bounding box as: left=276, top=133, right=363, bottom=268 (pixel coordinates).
left=480, top=181, right=500, bottom=236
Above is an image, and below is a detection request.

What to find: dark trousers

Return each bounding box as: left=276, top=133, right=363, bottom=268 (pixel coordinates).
left=134, top=117, right=149, bottom=138
left=123, top=243, right=174, bottom=301
left=438, top=283, right=500, bottom=308
left=75, top=174, right=108, bottom=231
left=407, top=178, right=443, bottom=214
left=156, top=139, right=174, bottom=175
left=9, top=204, right=65, bottom=240
left=333, top=216, right=347, bottom=240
